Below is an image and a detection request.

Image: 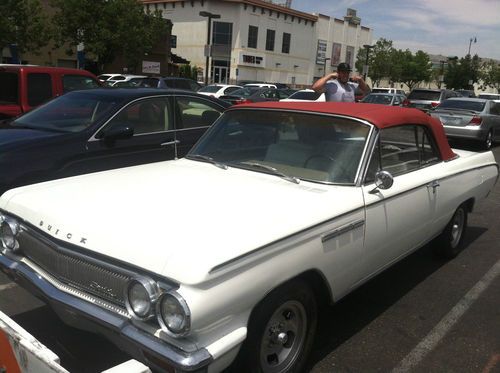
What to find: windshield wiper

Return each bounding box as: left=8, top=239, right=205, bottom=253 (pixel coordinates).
left=187, top=154, right=228, bottom=170
left=241, top=161, right=300, bottom=184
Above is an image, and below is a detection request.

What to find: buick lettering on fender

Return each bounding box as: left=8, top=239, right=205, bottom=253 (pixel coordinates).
left=0, top=102, right=498, bottom=373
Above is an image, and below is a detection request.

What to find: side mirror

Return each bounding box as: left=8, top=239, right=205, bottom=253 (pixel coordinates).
left=370, top=170, right=394, bottom=193
left=100, top=123, right=134, bottom=141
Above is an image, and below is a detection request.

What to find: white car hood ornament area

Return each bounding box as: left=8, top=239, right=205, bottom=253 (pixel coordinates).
left=0, top=159, right=363, bottom=284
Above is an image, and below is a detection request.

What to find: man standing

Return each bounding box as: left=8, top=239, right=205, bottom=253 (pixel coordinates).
left=312, top=63, right=370, bottom=102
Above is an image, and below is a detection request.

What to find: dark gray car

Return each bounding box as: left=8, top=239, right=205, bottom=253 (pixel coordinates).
left=430, top=98, right=500, bottom=149
left=407, top=88, right=460, bottom=112
left=361, top=93, right=406, bottom=106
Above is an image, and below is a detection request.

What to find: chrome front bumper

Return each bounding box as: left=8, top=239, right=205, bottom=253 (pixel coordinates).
left=0, top=254, right=212, bottom=373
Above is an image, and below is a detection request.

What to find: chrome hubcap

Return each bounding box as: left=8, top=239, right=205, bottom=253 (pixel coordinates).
left=450, top=208, right=465, bottom=248
left=260, top=300, right=307, bottom=373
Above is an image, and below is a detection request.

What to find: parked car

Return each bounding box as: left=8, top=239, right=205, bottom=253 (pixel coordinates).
left=139, top=77, right=202, bottom=91
left=430, top=97, right=500, bottom=149
left=478, top=93, right=500, bottom=102
left=97, top=73, right=123, bottom=82
left=0, top=64, right=100, bottom=119
left=279, top=89, right=325, bottom=102
left=361, top=93, right=407, bottom=106
left=455, top=89, right=476, bottom=98
left=0, top=102, right=497, bottom=373
left=0, top=88, right=229, bottom=194
left=197, top=84, right=242, bottom=98
left=104, top=74, right=147, bottom=87
left=406, top=88, right=460, bottom=112
left=244, top=83, right=278, bottom=88
left=219, top=86, right=291, bottom=104
left=371, top=87, right=406, bottom=96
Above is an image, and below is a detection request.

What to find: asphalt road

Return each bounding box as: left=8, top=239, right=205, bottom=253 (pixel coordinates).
left=1, top=143, right=499, bottom=373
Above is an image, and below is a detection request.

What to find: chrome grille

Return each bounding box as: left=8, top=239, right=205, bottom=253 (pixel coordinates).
left=18, top=229, right=131, bottom=307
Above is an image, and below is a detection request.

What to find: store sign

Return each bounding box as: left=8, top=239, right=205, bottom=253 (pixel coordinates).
left=316, top=39, right=327, bottom=65
left=239, top=52, right=265, bottom=67
left=142, top=61, right=160, bottom=74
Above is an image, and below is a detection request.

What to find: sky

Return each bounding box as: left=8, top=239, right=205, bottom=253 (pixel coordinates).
left=291, top=0, right=500, bottom=60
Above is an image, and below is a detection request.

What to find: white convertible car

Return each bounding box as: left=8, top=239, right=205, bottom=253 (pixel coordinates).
left=0, top=102, right=498, bottom=373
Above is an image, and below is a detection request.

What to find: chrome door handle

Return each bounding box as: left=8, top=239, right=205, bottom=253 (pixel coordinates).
left=161, top=140, right=180, bottom=146
left=426, top=180, right=440, bottom=194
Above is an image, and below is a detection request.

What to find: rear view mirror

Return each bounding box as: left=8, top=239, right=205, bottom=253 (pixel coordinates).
left=100, top=123, right=134, bottom=140
left=369, top=170, right=394, bottom=194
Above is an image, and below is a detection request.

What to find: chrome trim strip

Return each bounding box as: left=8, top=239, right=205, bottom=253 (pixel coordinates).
left=209, top=206, right=365, bottom=274
left=0, top=254, right=213, bottom=371
left=364, top=162, right=499, bottom=208
left=321, top=219, right=365, bottom=242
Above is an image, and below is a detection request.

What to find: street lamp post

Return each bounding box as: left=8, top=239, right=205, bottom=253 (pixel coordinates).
left=438, top=60, right=446, bottom=89
left=363, top=44, right=374, bottom=81
left=199, top=11, right=221, bottom=86
left=467, top=36, right=477, bottom=56
left=323, top=57, right=331, bottom=75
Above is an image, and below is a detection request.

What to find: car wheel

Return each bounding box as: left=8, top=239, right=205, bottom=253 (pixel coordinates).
left=433, top=203, right=468, bottom=259
left=483, top=129, right=493, bottom=150
left=232, top=280, right=317, bottom=373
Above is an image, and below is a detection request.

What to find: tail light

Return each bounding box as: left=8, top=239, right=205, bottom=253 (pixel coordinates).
left=402, top=99, right=410, bottom=107
left=430, top=101, right=439, bottom=107
left=469, top=115, right=482, bottom=125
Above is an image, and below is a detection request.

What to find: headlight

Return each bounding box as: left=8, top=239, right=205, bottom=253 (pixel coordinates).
left=157, top=292, right=191, bottom=336
left=0, top=215, right=20, bottom=252
left=124, top=278, right=159, bottom=320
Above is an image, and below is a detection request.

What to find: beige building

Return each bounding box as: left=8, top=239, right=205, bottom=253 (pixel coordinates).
left=142, top=0, right=372, bottom=86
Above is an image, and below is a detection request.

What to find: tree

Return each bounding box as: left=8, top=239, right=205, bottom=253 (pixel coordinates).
left=50, top=0, right=169, bottom=71
left=0, top=0, right=51, bottom=56
left=393, top=49, right=432, bottom=91
left=355, top=38, right=394, bottom=87
left=444, top=55, right=481, bottom=89
left=480, top=60, right=500, bottom=92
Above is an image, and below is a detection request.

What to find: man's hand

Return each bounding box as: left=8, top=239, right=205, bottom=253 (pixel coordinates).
left=350, top=75, right=363, bottom=83
left=328, top=72, right=338, bottom=80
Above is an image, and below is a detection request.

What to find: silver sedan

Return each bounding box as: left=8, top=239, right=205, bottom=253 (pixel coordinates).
left=430, top=98, right=500, bottom=149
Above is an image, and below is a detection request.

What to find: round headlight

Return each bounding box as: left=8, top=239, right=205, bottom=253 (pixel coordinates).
left=157, top=292, right=190, bottom=336
left=124, top=279, right=159, bottom=320
left=0, top=218, right=20, bottom=251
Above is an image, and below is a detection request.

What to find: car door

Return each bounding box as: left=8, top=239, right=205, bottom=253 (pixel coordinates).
left=360, top=124, right=441, bottom=280
left=173, top=95, right=225, bottom=157
left=79, top=96, right=178, bottom=173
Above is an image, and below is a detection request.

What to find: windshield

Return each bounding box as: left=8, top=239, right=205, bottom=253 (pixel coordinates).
left=12, top=92, right=121, bottom=132
left=199, top=85, right=222, bottom=93
left=288, top=91, right=321, bottom=100
left=437, top=100, right=485, bottom=112
left=362, top=94, right=393, bottom=104
left=408, top=90, right=441, bottom=100
left=189, top=110, right=370, bottom=184
left=227, top=87, right=260, bottom=97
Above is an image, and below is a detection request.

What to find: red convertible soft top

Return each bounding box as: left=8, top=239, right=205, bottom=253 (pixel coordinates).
left=236, top=102, right=456, bottom=161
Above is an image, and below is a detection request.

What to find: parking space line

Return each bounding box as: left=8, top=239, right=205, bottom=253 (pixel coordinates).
left=392, top=258, right=500, bottom=373
left=0, top=283, right=16, bottom=292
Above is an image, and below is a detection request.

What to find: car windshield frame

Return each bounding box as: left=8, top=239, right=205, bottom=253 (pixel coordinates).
left=12, top=92, right=123, bottom=133
left=287, top=91, right=321, bottom=100
left=188, top=109, right=372, bottom=185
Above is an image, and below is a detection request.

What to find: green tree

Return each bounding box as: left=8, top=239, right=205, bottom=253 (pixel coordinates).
left=0, top=0, right=51, bottom=56
left=444, top=55, right=481, bottom=89
left=480, top=60, right=500, bottom=92
left=393, top=49, right=432, bottom=91
left=50, top=0, right=169, bottom=71
left=355, top=38, right=394, bottom=86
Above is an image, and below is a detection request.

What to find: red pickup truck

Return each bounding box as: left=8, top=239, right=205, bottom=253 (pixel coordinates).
left=0, top=65, right=100, bottom=119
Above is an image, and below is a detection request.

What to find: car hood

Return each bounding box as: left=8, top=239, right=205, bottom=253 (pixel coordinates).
left=0, top=124, right=62, bottom=150
left=0, top=159, right=363, bottom=284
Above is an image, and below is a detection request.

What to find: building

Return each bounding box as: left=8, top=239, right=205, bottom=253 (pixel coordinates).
left=141, top=0, right=372, bottom=86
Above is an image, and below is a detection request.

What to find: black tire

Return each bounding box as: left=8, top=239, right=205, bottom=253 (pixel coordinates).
left=232, top=280, right=317, bottom=373
left=483, top=129, right=493, bottom=150
left=433, top=203, right=468, bottom=259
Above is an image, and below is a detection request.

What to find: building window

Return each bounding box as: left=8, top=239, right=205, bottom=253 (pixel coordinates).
left=282, top=32, right=291, bottom=54
left=213, top=22, right=233, bottom=46
left=266, top=29, right=275, bottom=51
left=248, top=25, right=258, bottom=48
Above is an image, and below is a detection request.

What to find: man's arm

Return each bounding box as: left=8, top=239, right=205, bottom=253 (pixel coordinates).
left=312, top=72, right=338, bottom=93
left=351, top=75, right=370, bottom=95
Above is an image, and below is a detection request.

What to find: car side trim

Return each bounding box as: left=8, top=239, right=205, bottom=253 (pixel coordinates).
left=321, top=219, right=365, bottom=242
